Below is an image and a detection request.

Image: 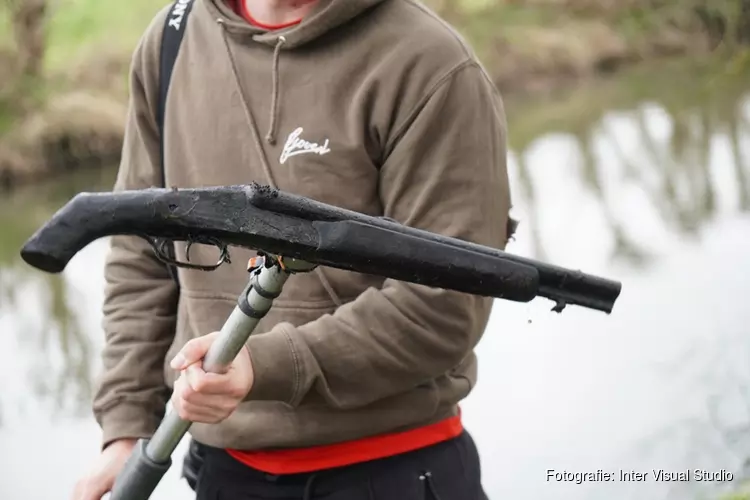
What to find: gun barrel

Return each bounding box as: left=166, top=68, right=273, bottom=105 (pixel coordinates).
left=247, top=186, right=622, bottom=313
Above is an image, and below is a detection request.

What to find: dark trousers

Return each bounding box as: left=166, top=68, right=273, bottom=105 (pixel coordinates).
left=191, top=431, right=489, bottom=500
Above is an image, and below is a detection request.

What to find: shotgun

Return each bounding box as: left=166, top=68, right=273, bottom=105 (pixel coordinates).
left=20, top=182, right=622, bottom=313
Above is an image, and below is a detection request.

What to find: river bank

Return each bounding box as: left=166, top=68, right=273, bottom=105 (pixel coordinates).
left=0, top=0, right=748, bottom=188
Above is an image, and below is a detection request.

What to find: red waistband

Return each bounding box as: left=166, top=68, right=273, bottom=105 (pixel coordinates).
left=226, top=413, right=463, bottom=475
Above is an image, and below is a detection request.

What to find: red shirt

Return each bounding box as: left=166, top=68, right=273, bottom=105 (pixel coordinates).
left=221, top=0, right=464, bottom=475
left=227, top=0, right=302, bottom=30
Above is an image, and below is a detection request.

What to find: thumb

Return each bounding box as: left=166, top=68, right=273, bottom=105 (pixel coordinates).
left=170, top=332, right=220, bottom=370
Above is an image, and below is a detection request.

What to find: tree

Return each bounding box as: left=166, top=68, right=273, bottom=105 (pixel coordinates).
left=2, top=0, right=48, bottom=80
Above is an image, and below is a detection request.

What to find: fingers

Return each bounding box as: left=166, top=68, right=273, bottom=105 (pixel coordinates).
left=183, top=363, right=248, bottom=399
left=170, top=331, right=220, bottom=370
left=71, top=476, right=111, bottom=500
left=182, top=367, right=233, bottom=405
left=184, top=363, right=229, bottom=395
left=176, top=398, right=230, bottom=423
left=70, top=439, right=134, bottom=500
left=172, top=371, right=238, bottom=424
left=71, top=457, right=114, bottom=500
left=168, top=334, right=253, bottom=424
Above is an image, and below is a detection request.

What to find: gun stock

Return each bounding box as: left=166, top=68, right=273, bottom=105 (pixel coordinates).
left=19, top=186, right=317, bottom=274
left=20, top=183, right=622, bottom=313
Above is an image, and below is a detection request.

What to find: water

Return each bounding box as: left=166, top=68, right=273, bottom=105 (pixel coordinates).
left=1, top=60, right=749, bottom=500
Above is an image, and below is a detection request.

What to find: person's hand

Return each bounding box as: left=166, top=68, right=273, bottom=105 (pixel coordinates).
left=169, top=331, right=254, bottom=423
left=70, top=438, right=136, bottom=500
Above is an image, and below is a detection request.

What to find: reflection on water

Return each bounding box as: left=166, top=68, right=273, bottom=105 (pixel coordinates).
left=0, top=168, right=117, bottom=425
left=0, top=61, right=749, bottom=500
left=504, top=61, right=750, bottom=269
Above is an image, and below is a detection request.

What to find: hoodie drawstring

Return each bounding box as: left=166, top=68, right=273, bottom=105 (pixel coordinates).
left=218, top=20, right=276, bottom=187
left=266, top=36, right=285, bottom=145
left=217, top=20, right=343, bottom=308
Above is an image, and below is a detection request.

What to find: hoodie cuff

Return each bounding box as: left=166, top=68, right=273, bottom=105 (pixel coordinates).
left=99, top=400, right=164, bottom=450
left=245, top=324, right=299, bottom=405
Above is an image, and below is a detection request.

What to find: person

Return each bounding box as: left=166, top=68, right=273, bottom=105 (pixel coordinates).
left=72, top=0, right=513, bottom=498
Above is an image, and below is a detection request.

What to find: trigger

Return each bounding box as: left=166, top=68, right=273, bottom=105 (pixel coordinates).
left=185, top=240, right=194, bottom=262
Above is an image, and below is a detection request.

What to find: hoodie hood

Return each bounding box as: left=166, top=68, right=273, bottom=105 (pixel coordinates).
left=203, top=0, right=388, bottom=49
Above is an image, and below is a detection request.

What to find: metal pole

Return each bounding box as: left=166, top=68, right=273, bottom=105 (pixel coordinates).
left=110, top=255, right=316, bottom=500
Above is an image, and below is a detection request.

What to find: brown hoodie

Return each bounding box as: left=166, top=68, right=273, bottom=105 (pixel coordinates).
left=94, top=0, right=512, bottom=453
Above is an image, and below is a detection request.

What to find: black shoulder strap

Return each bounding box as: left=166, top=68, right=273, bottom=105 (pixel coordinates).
left=157, top=0, right=195, bottom=286
left=158, top=0, right=195, bottom=187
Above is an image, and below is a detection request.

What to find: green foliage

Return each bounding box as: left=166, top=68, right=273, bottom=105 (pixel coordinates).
left=0, top=0, right=165, bottom=71
left=43, top=0, right=166, bottom=71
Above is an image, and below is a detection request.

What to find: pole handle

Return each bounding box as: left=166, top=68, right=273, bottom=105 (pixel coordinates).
left=109, top=439, right=171, bottom=500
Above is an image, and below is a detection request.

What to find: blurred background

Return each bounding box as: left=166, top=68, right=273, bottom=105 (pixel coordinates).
left=1, top=0, right=749, bottom=499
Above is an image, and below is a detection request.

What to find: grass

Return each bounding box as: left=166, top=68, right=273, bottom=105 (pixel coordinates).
left=43, top=0, right=166, bottom=72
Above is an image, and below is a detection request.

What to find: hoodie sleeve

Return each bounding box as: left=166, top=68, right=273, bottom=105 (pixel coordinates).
left=92, top=9, right=179, bottom=449
left=245, top=60, right=512, bottom=409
